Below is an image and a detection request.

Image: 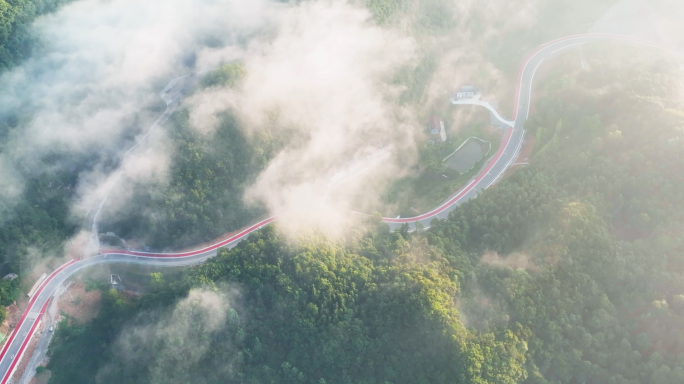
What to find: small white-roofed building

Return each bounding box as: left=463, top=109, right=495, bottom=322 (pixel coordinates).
left=2, top=273, right=17, bottom=281
left=455, top=85, right=479, bottom=100
left=428, top=115, right=447, bottom=142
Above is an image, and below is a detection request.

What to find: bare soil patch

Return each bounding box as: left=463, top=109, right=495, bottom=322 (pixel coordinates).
left=57, top=281, right=102, bottom=325
left=0, top=299, right=29, bottom=353
left=30, top=369, right=51, bottom=384
left=0, top=302, right=20, bottom=340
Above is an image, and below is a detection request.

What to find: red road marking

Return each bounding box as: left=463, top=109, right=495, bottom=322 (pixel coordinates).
left=383, top=33, right=677, bottom=225
left=0, top=259, right=78, bottom=384
left=2, top=33, right=678, bottom=381
left=101, top=216, right=278, bottom=257
left=0, top=298, right=51, bottom=384
left=383, top=127, right=513, bottom=223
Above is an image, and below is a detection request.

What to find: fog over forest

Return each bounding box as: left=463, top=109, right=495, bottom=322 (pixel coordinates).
left=2, top=0, right=684, bottom=383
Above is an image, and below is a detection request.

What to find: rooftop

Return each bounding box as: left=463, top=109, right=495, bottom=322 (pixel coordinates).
left=428, top=115, right=441, bottom=131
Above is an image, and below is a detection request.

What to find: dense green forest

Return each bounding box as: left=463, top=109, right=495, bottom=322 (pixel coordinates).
left=47, top=224, right=529, bottom=384
left=101, top=107, right=281, bottom=250
left=46, top=45, right=684, bottom=383
left=0, top=0, right=76, bottom=311
left=0, top=0, right=626, bottom=275
left=3, top=1, right=684, bottom=382
left=0, top=0, right=73, bottom=71
left=98, top=63, right=293, bottom=249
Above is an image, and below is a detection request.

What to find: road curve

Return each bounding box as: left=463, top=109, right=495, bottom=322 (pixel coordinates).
left=380, top=33, right=679, bottom=231
left=0, top=33, right=677, bottom=383
left=451, top=98, right=515, bottom=127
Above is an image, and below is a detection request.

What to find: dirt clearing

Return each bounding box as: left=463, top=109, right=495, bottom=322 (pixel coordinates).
left=57, top=281, right=102, bottom=324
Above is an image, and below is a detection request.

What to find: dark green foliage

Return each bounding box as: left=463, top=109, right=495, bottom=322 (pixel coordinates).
left=200, top=63, right=246, bottom=89
left=367, top=0, right=404, bottom=25
left=0, top=0, right=73, bottom=72
left=0, top=164, right=79, bottom=303
left=47, top=225, right=528, bottom=384
left=102, top=109, right=278, bottom=250
left=102, top=67, right=292, bottom=249
left=47, top=288, right=137, bottom=384
left=394, top=53, right=437, bottom=105
left=84, top=278, right=110, bottom=293
left=366, top=0, right=454, bottom=31
left=0, top=0, right=78, bottom=299
left=5, top=4, right=684, bottom=384
left=415, top=0, right=454, bottom=31
left=46, top=45, right=684, bottom=384
left=433, top=47, right=684, bottom=383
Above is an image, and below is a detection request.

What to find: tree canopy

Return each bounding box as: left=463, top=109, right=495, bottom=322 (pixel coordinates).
left=46, top=43, right=684, bottom=384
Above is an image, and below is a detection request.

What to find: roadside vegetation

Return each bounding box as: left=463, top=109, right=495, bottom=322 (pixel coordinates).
left=0, top=0, right=78, bottom=303
left=4, top=1, right=684, bottom=383
left=100, top=109, right=267, bottom=250
left=367, top=0, right=626, bottom=214
left=46, top=44, right=684, bottom=384
left=0, top=0, right=622, bottom=274
left=99, top=61, right=297, bottom=250
left=0, top=0, right=74, bottom=71
left=47, top=223, right=530, bottom=384
left=483, top=0, right=621, bottom=73
left=382, top=115, right=501, bottom=216
left=0, top=0, right=627, bottom=254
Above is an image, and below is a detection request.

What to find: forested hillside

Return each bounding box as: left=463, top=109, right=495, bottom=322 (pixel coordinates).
left=96, top=63, right=296, bottom=249
left=46, top=44, right=684, bottom=384
left=48, top=224, right=529, bottom=384
left=0, top=0, right=73, bottom=71
left=0, top=0, right=75, bottom=313
left=0, top=0, right=626, bottom=275
left=101, top=108, right=280, bottom=250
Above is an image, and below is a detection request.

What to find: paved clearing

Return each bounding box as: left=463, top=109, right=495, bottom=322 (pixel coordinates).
left=445, top=141, right=485, bottom=174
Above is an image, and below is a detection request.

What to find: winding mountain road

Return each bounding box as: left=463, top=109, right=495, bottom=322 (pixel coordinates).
left=383, top=33, right=677, bottom=231
left=0, top=33, right=674, bottom=383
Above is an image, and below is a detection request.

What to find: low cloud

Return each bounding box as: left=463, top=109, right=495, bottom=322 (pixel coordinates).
left=6, top=0, right=636, bottom=251
left=590, top=0, right=671, bottom=44
left=188, top=0, right=419, bottom=239
left=0, top=0, right=424, bottom=251
left=0, top=0, right=272, bottom=227
left=97, top=287, right=241, bottom=383
left=480, top=250, right=539, bottom=272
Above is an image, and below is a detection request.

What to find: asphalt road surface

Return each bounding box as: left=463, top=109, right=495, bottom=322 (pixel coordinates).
left=381, top=33, right=674, bottom=231
left=0, top=33, right=673, bottom=383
